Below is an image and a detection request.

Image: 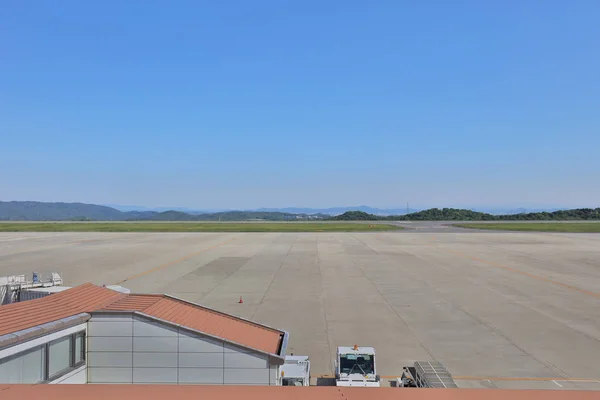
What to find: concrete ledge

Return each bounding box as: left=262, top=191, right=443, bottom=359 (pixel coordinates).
left=0, top=313, right=90, bottom=349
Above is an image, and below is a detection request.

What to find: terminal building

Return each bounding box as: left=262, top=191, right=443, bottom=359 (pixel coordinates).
left=0, top=283, right=287, bottom=385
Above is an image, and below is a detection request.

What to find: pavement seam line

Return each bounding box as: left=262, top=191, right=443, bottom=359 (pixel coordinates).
left=437, top=246, right=600, bottom=299
left=198, top=234, right=277, bottom=302
left=315, top=234, right=334, bottom=374
left=377, top=234, right=571, bottom=379
left=114, top=236, right=237, bottom=284
left=426, top=236, right=600, bottom=347
left=249, top=233, right=293, bottom=320
left=347, top=234, right=437, bottom=361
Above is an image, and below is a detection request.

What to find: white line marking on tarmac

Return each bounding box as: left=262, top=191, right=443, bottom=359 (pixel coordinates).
left=553, top=380, right=563, bottom=388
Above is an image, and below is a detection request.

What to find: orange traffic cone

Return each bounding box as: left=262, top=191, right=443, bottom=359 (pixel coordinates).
left=238, top=296, right=243, bottom=304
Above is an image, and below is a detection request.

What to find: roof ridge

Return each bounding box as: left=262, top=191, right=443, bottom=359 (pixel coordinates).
left=91, top=292, right=129, bottom=311
left=54, top=283, right=130, bottom=312
left=99, top=292, right=164, bottom=312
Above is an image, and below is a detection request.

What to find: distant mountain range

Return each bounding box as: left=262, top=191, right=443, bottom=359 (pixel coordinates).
left=0, top=201, right=326, bottom=221
left=104, top=204, right=418, bottom=216
left=0, top=201, right=586, bottom=222
left=106, top=204, right=566, bottom=216
left=254, top=206, right=419, bottom=216
left=104, top=204, right=228, bottom=214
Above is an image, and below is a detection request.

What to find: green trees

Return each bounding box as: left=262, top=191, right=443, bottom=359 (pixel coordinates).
left=330, top=208, right=600, bottom=221
left=331, top=211, right=381, bottom=220
left=390, top=208, right=494, bottom=221
left=497, top=208, right=600, bottom=221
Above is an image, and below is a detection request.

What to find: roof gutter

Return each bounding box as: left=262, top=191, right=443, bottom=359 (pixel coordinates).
left=0, top=313, right=90, bottom=350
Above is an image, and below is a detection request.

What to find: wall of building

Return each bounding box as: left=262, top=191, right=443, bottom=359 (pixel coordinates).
left=0, top=323, right=87, bottom=384
left=50, top=365, right=86, bottom=384
left=87, top=313, right=280, bottom=385
left=0, top=323, right=86, bottom=360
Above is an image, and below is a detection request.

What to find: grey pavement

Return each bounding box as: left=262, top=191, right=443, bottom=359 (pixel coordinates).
left=1, top=231, right=600, bottom=390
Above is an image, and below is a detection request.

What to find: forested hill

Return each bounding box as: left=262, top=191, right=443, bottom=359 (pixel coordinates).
left=0, top=201, right=326, bottom=221
left=2, top=201, right=598, bottom=221
left=0, top=201, right=130, bottom=221
left=331, top=208, right=600, bottom=221
left=136, top=210, right=327, bottom=221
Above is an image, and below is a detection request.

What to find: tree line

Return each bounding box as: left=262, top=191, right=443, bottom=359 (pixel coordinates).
left=330, top=208, right=600, bottom=221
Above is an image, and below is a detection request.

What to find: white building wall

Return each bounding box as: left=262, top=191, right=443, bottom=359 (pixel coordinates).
left=50, top=365, right=86, bottom=384
left=87, top=314, right=134, bottom=384
left=87, top=313, right=281, bottom=385
left=270, top=365, right=279, bottom=385
left=0, top=323, right=87, bottom=360
left=0, top=323, right=87, bottom=384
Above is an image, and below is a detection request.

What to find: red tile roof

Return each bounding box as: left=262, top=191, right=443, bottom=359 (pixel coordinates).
left=142, top=297, right=284, bottom=354
left=0, top=385, right=598, bottom=400
left=102, top=293, right=162, bottom=311
left=0, top=284, right=285, bottom=355
left=99, top=294, right=284, bottom=354
left=0, top=283, right=124, bottom=336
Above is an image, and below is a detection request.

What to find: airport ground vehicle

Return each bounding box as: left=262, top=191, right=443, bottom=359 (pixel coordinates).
left=335, top=346, right=380, bottom=387
left=280, top=355, right=311, bottom=386
left=290, top=345, right=456, bottom=388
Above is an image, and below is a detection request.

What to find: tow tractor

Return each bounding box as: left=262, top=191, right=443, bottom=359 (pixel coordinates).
left=280, top=355, right=311, bottom=386
left=335, top=345, right=380, bottom=387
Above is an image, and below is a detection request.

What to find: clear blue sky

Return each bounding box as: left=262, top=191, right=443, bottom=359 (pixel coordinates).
left=2, top=1, right=599, bottom=209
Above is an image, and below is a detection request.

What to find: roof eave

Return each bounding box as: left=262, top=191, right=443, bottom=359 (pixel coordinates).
left=0, top=313, right=90, bottom=350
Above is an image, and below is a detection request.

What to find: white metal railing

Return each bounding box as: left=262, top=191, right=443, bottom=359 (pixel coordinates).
left=0, top=273, right=64, bottom=305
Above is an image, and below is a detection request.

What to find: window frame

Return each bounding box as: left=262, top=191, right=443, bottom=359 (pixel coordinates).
left=74, top=331, right=86, bottom=367
left=46, top=335, right=73, bottom=380
left=0, top=330, right=86, bottom=384
left=42, top=330, right=86, bottom=383
left=0, top=344, right=46, bottom=384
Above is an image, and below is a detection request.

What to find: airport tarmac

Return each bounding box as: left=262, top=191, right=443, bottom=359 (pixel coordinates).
left=1, top=230, right=600, bottom=390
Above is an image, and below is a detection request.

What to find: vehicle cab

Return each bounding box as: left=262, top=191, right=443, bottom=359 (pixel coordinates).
left=335, top=345, right=380, bottom=387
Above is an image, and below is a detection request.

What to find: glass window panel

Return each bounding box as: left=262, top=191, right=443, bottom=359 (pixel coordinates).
left=0, top=346, right=45, bottom=383
left=48, top=336, right=72, bottom=378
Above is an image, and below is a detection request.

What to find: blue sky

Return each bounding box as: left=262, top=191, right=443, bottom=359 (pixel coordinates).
left=1, top=1, right=599, bottom=209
